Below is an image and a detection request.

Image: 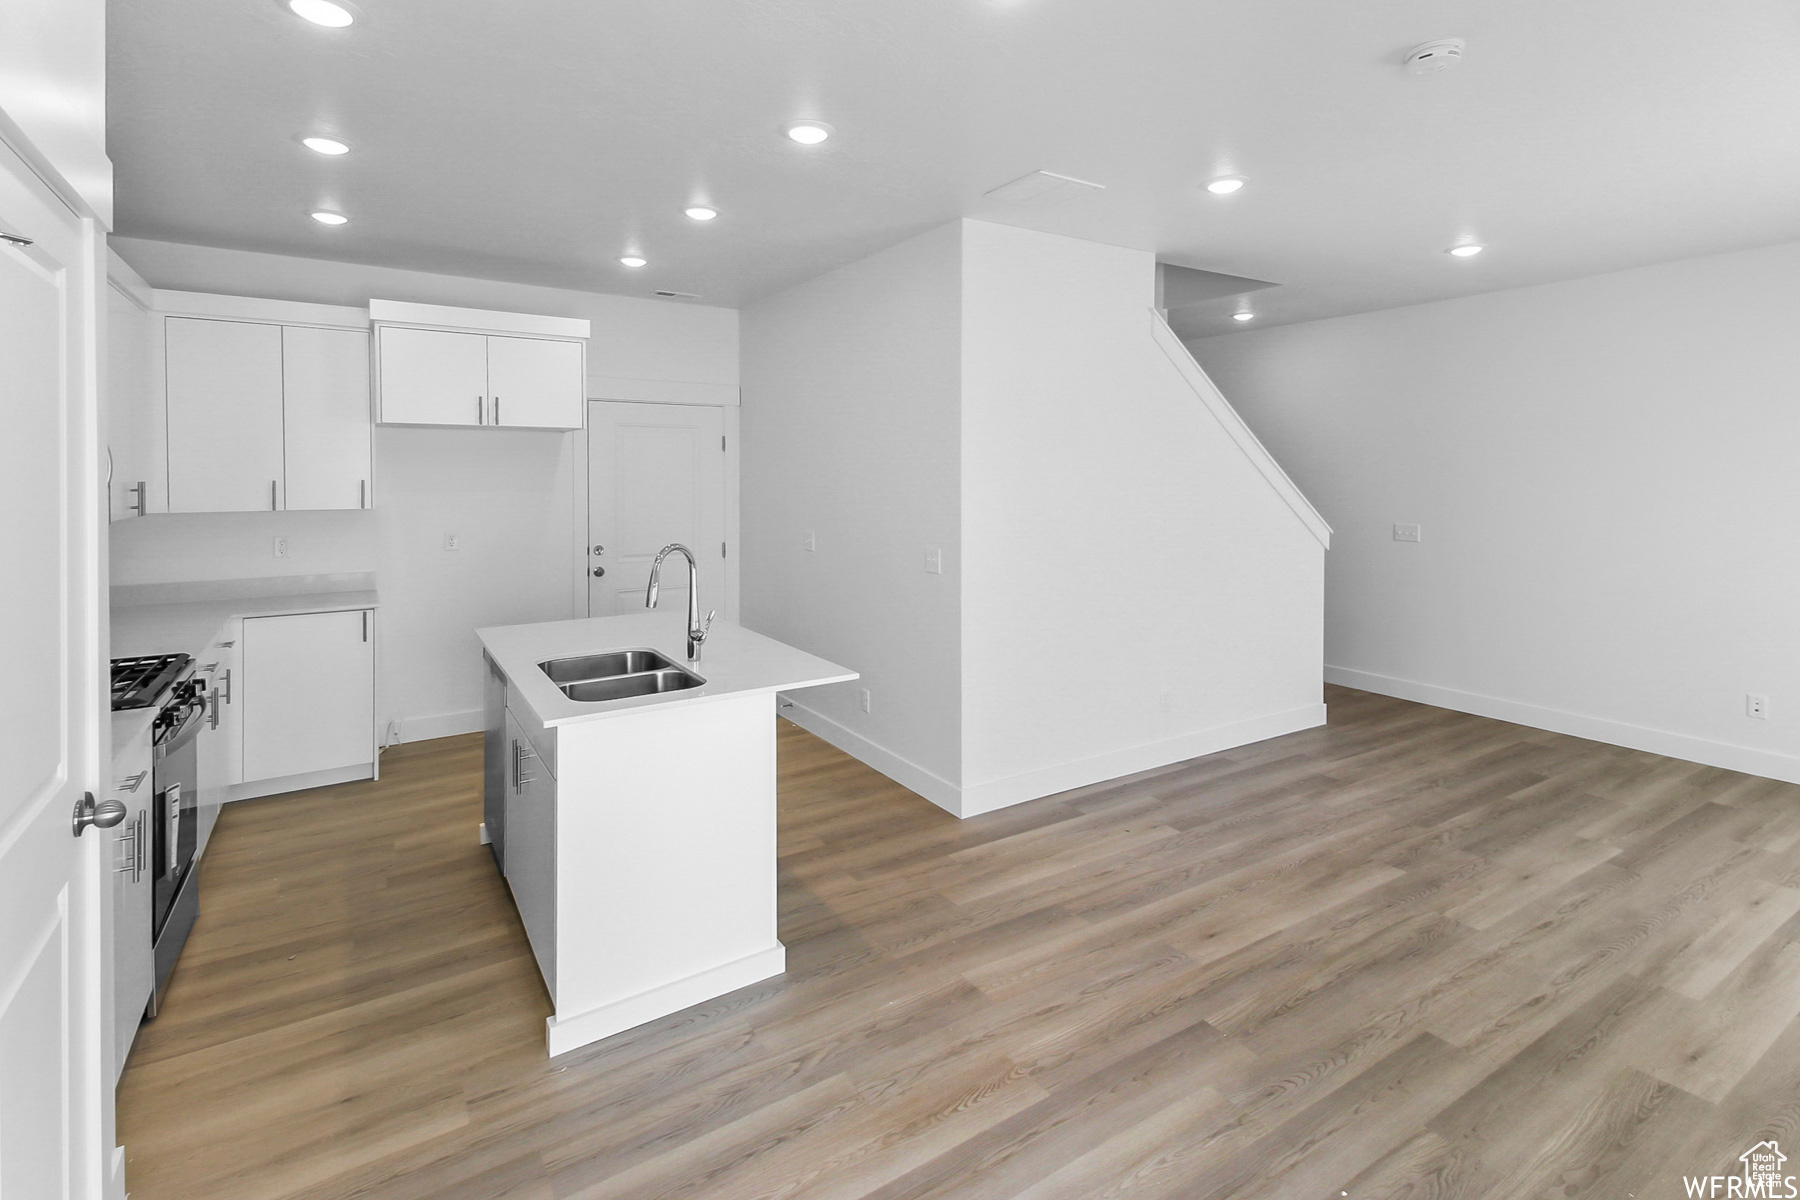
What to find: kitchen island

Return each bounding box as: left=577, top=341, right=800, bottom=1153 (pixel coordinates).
left=476, top=612, right=856, bottom=1056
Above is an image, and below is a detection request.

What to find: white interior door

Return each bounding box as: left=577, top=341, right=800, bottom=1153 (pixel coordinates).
left=283, top=325, right=372, bottom=510
left=0, top=137, right=108, bottom=1199
left=241, top=610, right=376, bottom=783
left=587, top=401, right=726, bottom=618
left=164, top=317, right=286, bottom=512
left=488, top=334, right=584, bottom=430
left=376, top=326, right=486, bottom=426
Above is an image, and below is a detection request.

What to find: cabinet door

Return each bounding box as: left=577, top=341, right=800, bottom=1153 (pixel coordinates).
left=283, top=326, right=372, bottom=510
left=192, top=625, right=239, bottom=858
left=241, top=609, right=376, bottom=783
left=487, top=334, right=584, bottom=430
left=106, top=287, right=160, bottom=520
left=165, top=317, right=286, bottom=512
left=376, top=326, right=487, bottom=426
left=109, top=724, right=154, bottom=1078
left=503, top=709, right=556, bottom=992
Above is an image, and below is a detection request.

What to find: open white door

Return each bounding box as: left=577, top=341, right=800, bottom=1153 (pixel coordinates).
left=587, top=401, right=726, bottom=617
left=0, top=138, right=111, bottom=1197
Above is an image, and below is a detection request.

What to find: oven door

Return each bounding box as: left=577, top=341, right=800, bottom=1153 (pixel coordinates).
left=151, top=696, right=204, bottom=936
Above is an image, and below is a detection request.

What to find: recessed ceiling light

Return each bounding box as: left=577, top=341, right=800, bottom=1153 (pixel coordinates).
left=783, top=121, right=834, bottom=145
left=684, top=206, right=718, bottom=221
left=619, top=256, right=647, bottom=268
left=285, top=0, right=357, bottom=27
left=301, top=136, right=350, bottom=156
left=1206, top=177, right=1246, bottom=195
left=1232, top=312, right=1255, bottom=322
left=1446, top=243, right=1484, bottom=257
left=310, top=210, right=348, bottom=226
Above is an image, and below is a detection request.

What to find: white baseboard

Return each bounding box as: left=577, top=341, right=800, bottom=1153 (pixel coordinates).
left=109, top=1144, right=127, bottom=1200
left=1325, top=665, right=1800, bottom=786
left=228, top=762, right=373, bottom=802
left=782, top=697, right=1328, bottom=820
left=545, top=943, right=785, bottom=1057
left=958, top=703, right=1328, bottom=817
left=396, top=708, right=483, bottom=743
left=779, top=699, right=965, bottom=815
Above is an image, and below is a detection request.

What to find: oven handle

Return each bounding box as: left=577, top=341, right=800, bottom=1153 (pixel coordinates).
left=154, top=695, right=209, bottom=758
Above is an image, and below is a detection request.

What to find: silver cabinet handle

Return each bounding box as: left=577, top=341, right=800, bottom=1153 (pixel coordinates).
left=222, top=667, right=232, bottom=705
left=360, top=479, right=368, bottom=509
left=200, top=662, right=218, bottom=674
left=494, top=396, right=500, bottom=425
left=270, top=480, right=279, bottom=511
left=362, top=611, right=370, bottom=642
left=129, top=480, right=147, bottom=516
left=208, top=688, right=221, bottom=731
left=477, top=396, right=484, bottom=424
left=119, top=770, right=148, bottom=793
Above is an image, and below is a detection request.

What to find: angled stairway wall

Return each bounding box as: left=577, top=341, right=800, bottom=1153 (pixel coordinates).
left=743, top=219, right=1328, bottom=817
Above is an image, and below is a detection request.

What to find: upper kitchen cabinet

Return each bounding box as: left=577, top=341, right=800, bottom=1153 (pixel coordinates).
left=165, top=317, right=286, bottom=512
left=148, top=291, right=375, bottom=514
left=371, top=298, right=589, bottom=431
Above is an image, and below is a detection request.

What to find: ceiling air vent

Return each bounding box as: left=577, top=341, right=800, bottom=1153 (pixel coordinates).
left=1404, top=39, right=1466, bottom=74
left=653, top=290, right=701, bottom=300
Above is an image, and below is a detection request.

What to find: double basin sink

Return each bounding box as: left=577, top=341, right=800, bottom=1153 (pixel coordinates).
left=538, top=648, right=705, bottom=703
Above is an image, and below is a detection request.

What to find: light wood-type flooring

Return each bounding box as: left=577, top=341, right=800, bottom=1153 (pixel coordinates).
left=118, top=687, right=1800, bottom=1199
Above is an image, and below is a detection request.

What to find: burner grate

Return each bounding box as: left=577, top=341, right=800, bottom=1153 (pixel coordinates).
left=111, top=653, right=191, bottom=711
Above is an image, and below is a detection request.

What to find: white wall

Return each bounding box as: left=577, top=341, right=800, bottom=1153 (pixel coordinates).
left=1192, top=239, right=1800, bottom=784
left=109, top=238, right=738, bottom=739
left=740, top=223, right=965, bottom=799
left=0, top=0, right=109, bottom=220
left=959, top=221, right=1326, bottom=813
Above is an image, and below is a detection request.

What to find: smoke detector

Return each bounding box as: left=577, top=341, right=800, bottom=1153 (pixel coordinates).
left=1404, top=39, right=1466, bottom=75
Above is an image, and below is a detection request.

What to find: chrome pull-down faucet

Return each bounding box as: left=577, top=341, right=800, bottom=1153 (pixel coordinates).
left=645, top=543, right=715, bottom=662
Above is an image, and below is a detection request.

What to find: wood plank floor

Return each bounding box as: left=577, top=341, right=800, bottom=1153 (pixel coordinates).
left=117, top=686, right=1800, bottom=1200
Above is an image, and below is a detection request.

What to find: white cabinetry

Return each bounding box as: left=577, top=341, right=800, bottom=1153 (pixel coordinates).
left=487, top=335, right=585, bottom=429
left=165, top=317, right=286, bottom=513
left=371, top=299, right=589, bottom=431
left=502, top=708, right=556, bottom=990
left=105, top=270, right=161, bottom=521
left=193, top=624, right=240, bottom=858
left=109, top=722, right=154, bottom=1078
left=373, top=326, right=487, bottom=427
left=282, top=326, right=374, bottom=510
left=161, top=312, right=372, bottom=513
left=241, top=609, right=376, bottom=785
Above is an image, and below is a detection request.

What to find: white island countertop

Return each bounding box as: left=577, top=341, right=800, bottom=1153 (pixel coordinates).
left=478, top=612, right=856, bottom=727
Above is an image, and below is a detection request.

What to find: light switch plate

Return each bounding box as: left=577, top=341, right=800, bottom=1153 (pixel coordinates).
left=924, top=546, right=943, bottom=575
left=802, top=530, right=816, bottom=552
left=1393, top=523, right=1422, bottom=543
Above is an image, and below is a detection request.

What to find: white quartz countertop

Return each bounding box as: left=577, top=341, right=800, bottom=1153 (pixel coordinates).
left=111, top=587, right=380, bottom=750
left=478, top=612, right=856, bottom=727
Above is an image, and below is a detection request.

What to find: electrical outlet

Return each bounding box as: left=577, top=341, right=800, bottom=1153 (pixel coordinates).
left=924, top=546, right=943, bottom=575
left=802, top=530, right=816, bottom=553
left=444, top=531, right=461, bottom=551
left=272, top=536, right=289, bottom=559
left=860, top=688, right=871, bottom=714
left=1393, top=523, right=1422, bottom=543
left=1747, top=694, right=1769, bottom=719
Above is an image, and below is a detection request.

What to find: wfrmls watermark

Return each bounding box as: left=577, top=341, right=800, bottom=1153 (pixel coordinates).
left=1683, top=1141, right=1797, bottom=1198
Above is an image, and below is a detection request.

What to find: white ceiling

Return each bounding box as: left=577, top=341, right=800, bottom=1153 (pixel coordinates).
left=109, top=0, right=1800, bottom=334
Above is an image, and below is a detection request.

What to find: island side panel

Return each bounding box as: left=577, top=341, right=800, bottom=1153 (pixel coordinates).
left=551, top=691, right=781, bottom=1046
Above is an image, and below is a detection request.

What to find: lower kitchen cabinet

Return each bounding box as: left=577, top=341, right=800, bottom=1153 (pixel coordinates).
left=109, top=723, right=154, bottom=1079
left=241, top=609, right=376, bottom=786
left=193, top=625, right=240, bottom=857
left=502, top=707, right=557, bottom=991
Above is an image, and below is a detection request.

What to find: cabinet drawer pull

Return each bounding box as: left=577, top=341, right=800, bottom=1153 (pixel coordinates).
left=129, top=480, right=147, bottom=516
left=360, top=479, right=368, bottom=509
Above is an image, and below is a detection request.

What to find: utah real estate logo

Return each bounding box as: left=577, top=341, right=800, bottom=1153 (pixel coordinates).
left=1684, top=1141, right=1796, bottom=1198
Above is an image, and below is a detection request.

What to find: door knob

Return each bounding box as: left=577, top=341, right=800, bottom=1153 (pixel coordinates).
left=592, top=544, right=605, bottom=555
left=72, top=792, right=128, bottom=837
left=591, top=566, right=606, bottom=577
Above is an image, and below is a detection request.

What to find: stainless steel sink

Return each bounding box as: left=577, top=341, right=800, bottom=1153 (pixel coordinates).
left=560, top=668, right=705, bottom=703
left=539, top=649, right=678, bottom=684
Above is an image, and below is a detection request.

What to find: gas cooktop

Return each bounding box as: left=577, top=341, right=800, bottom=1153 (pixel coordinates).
left=110, top=653, right=193, bottom=711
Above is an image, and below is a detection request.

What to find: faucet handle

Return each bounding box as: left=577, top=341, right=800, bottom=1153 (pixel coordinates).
left=699, top=610, right=717, bottom=640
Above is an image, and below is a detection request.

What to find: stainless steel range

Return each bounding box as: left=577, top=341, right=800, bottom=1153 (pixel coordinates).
left=111, top=653, right=207, bottom=1015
